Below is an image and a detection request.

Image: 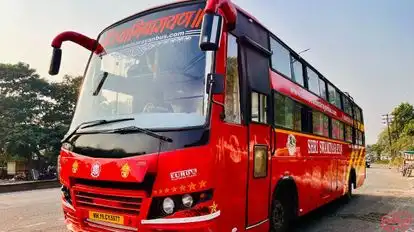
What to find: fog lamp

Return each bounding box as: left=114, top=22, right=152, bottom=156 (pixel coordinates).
left=162, top=197, right=175, bottom=215
left=182, top=194, right=194, bottom=208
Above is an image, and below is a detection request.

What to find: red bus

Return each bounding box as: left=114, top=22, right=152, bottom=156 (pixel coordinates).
left=50, top=0, right=366, bottom=231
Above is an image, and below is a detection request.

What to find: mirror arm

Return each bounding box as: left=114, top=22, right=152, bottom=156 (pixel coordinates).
left=209, top=83, right=226, bottom=121
left=51, top=31, right=105, bottom=54
left=207, top=75, right=226, bottom=120
left=49, top=31, right=106, bottom=76
left=205, top=0, right=237, bottom=31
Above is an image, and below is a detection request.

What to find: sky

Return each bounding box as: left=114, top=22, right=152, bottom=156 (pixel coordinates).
left=0, top=0, right=413, bottom=144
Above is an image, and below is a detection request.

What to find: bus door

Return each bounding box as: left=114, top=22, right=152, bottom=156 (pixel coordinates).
left=239, top=36, right=273, bottom=227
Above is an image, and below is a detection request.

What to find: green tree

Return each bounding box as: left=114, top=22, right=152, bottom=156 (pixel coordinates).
left=42, top=75, right=83, bottom=161
left=0, top=63, right=50, bottom=161
left=0, top=63, right=82, bottom=164
left=390, top=102, right=414, bottom=140
left=374, top=102, right=414, bottom=158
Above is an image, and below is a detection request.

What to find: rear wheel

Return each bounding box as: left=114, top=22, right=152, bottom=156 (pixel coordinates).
left=344, top=176, right=353, bottom=202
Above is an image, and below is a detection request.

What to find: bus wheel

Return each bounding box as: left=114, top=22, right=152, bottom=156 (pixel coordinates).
left=344, top=177, right=353, bottom=202
left=270, top=193, right=293, bottom=232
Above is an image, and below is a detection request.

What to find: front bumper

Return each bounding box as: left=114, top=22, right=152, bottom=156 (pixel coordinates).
left=62, top=200, right=219, bottom=232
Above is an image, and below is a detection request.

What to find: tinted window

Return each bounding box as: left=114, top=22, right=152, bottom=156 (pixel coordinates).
left=274, top=93, right=302, bottom=131
left=356, top=130, right=364, bottom=145
left=332, top=119, right=344, bottom=140
left=328, top=84, right=341, bottom=109
left=353, top=105, right=360, bottom=121
left=291, top=57, right=304, bottom=86
left=313, top=111, right=329, bottom=137
left=354, top=106, right=363, bottom=122
left=343, top=96, right=352, bottom=116
left=307, top=68, right=319, bottom=95
left=345, top=125, right=353, bottom=143
left=270, top=38, right=291, bottom=78
left=319, top=78, right=327, bottom=100
left=225, top=34, right=241, bottom=124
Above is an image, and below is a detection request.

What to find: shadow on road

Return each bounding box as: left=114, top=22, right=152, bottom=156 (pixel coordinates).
left=294, top=193, right=414, bottom=232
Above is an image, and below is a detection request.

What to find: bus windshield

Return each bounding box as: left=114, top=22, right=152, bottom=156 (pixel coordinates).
left=70, top=3, right=210, bottom=132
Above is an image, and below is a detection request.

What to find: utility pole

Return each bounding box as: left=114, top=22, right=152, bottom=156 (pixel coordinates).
left=382, top=114, right=394, bottom=157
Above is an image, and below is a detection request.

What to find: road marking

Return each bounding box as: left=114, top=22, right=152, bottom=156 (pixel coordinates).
left=23, top=222, right=46, bottom=228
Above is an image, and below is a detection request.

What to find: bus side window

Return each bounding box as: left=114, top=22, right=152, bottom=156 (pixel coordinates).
left=251, top=92, right=267, bottom=123
left=225, top=34, right=242, bottom=124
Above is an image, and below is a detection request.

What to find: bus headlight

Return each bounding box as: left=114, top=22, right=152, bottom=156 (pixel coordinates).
left=182, top=194, right=193, bottom=208
left=162, top=197, right=175, bottom=215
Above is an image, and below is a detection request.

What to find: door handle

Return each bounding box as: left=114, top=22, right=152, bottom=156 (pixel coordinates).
left=270, top=127, right=276, bottom=155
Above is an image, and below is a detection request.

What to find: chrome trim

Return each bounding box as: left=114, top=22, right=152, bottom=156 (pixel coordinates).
left=62, top=199, right=75, bottom=211
left=141, top=210, right=221, bottom=225
left=246, top=219, right=269, bottom=230
left=86, top=219, right=138, bottom=231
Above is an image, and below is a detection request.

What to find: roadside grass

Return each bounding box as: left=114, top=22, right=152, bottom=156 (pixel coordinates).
left=374, top=160, right=390, bottom=165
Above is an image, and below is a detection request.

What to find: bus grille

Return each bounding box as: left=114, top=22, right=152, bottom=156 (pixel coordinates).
left=74, top=190, right=142, bottom=215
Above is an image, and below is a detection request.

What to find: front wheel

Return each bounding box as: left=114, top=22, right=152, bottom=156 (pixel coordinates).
left=270, top=194, right=294, bottom=232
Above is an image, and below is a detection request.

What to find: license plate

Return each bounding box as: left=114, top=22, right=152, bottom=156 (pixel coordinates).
left=88, top=211, right=124, bottom=225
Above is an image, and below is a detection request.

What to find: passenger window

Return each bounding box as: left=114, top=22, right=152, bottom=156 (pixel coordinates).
left=345, top=125, right=353, bottom=143
left=291, top=56, right=304, bottom=86
left=319, top=78, right=327, bottom=100
left=356, top=130, right=364, bottom=145
left=343, top=96, right=352, bottom=116
left=332, top=119, right=344, bottom=140
left=270, top=38, right=291, bottom=79
left=274, top=92, right=302, bottom=131
left=251, top=92, right=267, bottom=123
left=328, top=84, right=341, bottom=109
left=312, top=111, right=329, bottom=137
left=307, top=68, right=319, bottom=96
left=225, top=34, right=241, bottom=124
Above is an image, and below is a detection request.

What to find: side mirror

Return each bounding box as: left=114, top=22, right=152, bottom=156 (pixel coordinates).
left=199, top=13, right=223, bottom=51
left=207, top=73, right=224, bottom=94
left=49, top=47, right=62, bottom=75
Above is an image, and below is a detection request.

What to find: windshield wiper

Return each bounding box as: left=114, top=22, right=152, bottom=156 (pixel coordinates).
left=61, top=117, right=134, bottom=143
left=93, top=71, right=108, bottom=96
left=109, top=126, right=173, bottom=143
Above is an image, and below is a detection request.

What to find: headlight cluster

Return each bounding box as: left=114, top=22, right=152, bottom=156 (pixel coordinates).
left=162, top=194, right=195, bottom=214
left=149, top=189, right=213, bottom=219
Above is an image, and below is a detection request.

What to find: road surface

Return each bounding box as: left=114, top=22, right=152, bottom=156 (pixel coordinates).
left=0, top=164, right=413, bottom=232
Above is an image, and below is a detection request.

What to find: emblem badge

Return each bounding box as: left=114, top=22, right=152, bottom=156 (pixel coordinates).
left=91, top=162, right=101, bottom=178
left=287, top=134, right=297, bottom=156
left=170, top=168, right=198, bottom=181
left=121, top=163, right=131, bottom=179
left=72, top=161, right=79, bottom=174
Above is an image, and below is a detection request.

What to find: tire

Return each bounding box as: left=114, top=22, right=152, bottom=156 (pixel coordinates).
left=270, top=192, right=294, bottom=232
left=344, top=176, right=353, bottom=202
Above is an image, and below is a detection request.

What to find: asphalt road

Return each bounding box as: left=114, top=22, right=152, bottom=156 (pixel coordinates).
left=0, top=164, right=413, bottom=232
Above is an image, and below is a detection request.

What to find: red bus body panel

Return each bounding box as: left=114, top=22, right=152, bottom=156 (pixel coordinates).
left=58, top=1, right=366, bottom=231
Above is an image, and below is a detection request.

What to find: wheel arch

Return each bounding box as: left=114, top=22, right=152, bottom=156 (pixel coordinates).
left=272, top=176, right=299, bottom=218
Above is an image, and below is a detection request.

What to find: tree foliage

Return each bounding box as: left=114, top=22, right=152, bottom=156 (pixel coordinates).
left=373, top=102, right=414, bottom=158
left=0, top=62, right=81, bottom=164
